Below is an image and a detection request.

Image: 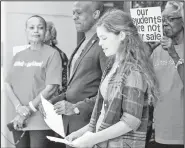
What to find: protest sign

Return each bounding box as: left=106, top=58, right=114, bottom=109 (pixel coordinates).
left=130, top=7, right=163, bottom=42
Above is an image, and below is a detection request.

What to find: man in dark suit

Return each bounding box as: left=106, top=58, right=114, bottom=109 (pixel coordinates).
left=52, top=1, right=107, bottom=147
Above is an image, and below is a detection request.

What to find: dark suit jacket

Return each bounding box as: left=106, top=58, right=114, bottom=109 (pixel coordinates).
left=63, top=33, right=107, bottom=134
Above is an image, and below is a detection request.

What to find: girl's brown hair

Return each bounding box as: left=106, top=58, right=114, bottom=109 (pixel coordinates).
left=97, top=9, right=160, bottom=105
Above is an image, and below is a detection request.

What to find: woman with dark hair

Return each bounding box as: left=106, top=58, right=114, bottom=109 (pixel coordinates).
left=5, top=15, right=62, bottom=148
left=65, top=9, right=159, bottom=148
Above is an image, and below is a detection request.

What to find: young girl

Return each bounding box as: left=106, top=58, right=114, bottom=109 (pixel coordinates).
left=66, top=9, right=159, bottom=148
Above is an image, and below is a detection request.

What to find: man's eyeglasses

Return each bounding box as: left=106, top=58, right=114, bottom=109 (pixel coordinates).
left=162, top=16, right=182, bottom=23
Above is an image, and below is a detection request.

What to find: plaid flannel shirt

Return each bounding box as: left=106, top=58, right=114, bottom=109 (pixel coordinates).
left=88, top=58, right=149, bottom=148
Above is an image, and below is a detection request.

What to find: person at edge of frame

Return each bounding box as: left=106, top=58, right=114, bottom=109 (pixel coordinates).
left=4, top=15, right=62, bottom=148
left=145, top=1, right=184, bottom=148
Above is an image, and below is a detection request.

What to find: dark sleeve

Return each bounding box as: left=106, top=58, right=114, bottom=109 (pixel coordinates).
left=75, top=94, right=98, bottom=121
left=45, top=51, right=62, bottom=86
left=74, top=44, right=106, bottom=120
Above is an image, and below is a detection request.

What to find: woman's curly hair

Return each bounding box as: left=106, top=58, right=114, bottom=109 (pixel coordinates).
left=44, top=21, right=58, bottom=45
left=97, top=9, right=160, bottom=105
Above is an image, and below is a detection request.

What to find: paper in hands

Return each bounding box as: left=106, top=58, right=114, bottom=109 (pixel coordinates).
left=46, top=136, right=74, bottom=147
left=41, top=95, right=65, bottom=137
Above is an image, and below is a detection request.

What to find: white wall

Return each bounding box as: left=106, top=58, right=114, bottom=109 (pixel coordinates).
left=1, top=2, right=77, bottom=147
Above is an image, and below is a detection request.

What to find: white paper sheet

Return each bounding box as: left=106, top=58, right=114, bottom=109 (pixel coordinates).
left=41, top=96, right=65, bottom=137
left=46, top=136, right=74, bottom=147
